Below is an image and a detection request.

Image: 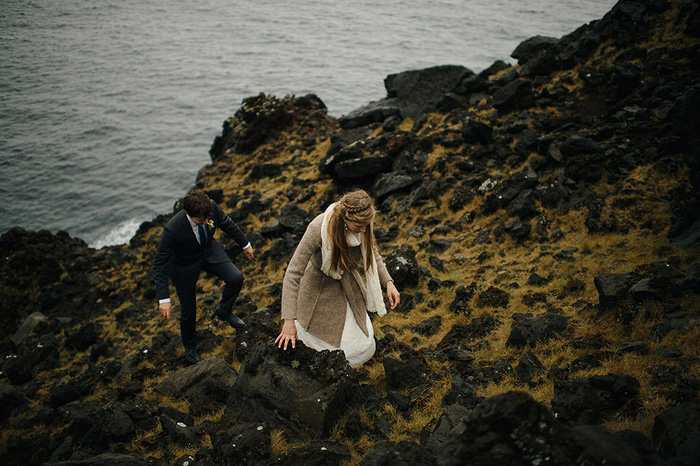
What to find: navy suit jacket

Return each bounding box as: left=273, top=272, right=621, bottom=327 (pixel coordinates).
left=153, top=200, right=248, bottom=301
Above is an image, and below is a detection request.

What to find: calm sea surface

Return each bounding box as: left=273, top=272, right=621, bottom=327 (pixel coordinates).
left=0, top=0, right=616, bottom=248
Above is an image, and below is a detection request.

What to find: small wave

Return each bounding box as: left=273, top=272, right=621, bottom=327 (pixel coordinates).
left=90, top=217, right=146, bottom=249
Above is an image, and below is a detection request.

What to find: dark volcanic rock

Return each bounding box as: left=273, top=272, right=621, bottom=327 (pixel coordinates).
left=383, top=354, right=428, bottom=391
left=504, top=220, right=532, bottom=240
left=212, top=421, right=270, bottom=463
left=385, top=65, right=468, bottom=120
left=462, top=118, right=493, bottom=144
left=437, top=315, right=496, bottom=349
left=515, top=350, right=546, bottom=383
left=552, top=374, right=641, bottom=424
left=426, top=404, right=472, bottom=455
left=511, top=35, right=560, bottom=65
left=334, top=156, right=393, bottom=182
left=226, top=341, right=356, bottom=438
left=437, top=391, right=643, bottom=466
left=65, top=322, right=101, bottom=351
left=441, top=375, right=480, bottom=408
left=594, top=272, right=643, bottom=310
left=449, top=284, right=474, bottom=314
left=373, top=172, right=416, bottom=199
left=476, top=286, right=511, bottom=308
left=506, top=312, right=569, bottom=347
left=339, top=99, right=401, bottom=129
left=383, top=245, right=420, bottom=288
left=652, top=402, right=700, bottom=465
left=209, top=93, right=328, bottom=159
left=492, top=79, right=535, bottom=113
left=155, top=356, right=237, bottom=400
left=0, top=227, right=97, bottom=341
left=414, top=315, right=442, bottom=336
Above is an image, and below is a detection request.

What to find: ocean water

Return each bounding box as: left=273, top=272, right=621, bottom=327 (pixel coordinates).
left=0, top=0, right=617, bottom=248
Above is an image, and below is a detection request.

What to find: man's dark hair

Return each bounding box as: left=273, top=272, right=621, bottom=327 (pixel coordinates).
left=183, top=190, right=213, bottom=218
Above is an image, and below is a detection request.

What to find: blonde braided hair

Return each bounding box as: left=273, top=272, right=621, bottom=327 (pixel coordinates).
left=328, top=189, right=377, bottom=273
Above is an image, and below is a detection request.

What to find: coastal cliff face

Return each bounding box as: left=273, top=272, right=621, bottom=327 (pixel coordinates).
left=2, top=0, right=700, bottom=464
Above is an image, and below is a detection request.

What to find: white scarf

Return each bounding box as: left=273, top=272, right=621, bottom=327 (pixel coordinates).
left=320, top=202, right=387, bottom=316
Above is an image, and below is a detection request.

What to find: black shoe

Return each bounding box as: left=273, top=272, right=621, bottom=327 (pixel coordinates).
left=185, top=347, right=200, bottom=364
left=218, top=312, right=245, bottom=329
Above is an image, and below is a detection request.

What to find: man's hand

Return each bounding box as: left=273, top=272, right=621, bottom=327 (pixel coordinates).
left=159, top=301, right=172, bottom=320
left=275, top=319, right=298, bottom=350
left=243, top=245, right=254, bottom=261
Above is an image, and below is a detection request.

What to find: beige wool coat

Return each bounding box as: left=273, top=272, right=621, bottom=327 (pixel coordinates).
left=281, top=214, right=393, bottom=347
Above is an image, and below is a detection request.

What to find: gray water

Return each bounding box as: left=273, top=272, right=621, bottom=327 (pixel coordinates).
left=0, top=0, right=617, bottom=248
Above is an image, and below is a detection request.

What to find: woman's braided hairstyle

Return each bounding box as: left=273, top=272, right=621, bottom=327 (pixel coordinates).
left=329, top=189, right=377, bottom=273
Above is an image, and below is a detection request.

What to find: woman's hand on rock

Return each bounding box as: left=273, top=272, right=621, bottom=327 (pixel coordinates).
left=275, top=319, right=298, bottom=350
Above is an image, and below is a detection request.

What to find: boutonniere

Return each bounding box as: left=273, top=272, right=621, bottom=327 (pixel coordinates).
left=206, top=219, right=214, bottom=230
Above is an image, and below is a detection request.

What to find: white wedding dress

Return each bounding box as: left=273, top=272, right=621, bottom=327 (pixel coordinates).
left=295, top=301, right=376, bottom=366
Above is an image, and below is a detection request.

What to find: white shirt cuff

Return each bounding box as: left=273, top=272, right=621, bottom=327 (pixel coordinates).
left=159, top=298, right=171, bottom=304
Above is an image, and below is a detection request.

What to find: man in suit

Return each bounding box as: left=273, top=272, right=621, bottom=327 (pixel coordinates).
left=153, top=189, right=254, bottom=363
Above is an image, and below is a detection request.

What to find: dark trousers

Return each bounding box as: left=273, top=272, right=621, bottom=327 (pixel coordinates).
left=175, top=260, right=243, bottom=349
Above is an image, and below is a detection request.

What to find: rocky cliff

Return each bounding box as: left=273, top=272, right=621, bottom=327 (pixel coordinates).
left=2, top=0, right=700, bottom=465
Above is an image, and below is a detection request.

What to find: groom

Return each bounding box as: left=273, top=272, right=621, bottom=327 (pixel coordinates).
left=153, top=189, right=254, bottom=364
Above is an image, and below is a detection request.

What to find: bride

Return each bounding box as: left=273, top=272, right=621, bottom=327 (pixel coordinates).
left=275, top=189, right=400, bottom=366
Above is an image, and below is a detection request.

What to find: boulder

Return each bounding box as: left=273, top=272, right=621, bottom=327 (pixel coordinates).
left=212, top=421, right=270, bottom=463
left=492, top=79, right=535, bottom=113
left=515, top=350, right=546, bottom=383
left=481, top=168, right=539, bottom=215
left=504, top=220, right=532, bottom=240
left=339, top=99, right=401, bottom=129
left=383, top=354, right=428, bottom=391
left=526, top=273, right=550, bottom=286
left=415, top=316, right=442, bottom=336
left=209, top=93, right=327, bottom=159
left=99, top=410, right=135, bottom=446
left=277, top=204, right=311, bottom=235
left=10, top=312, right=48, bottom=346
left=462, top=119, right=493, bottom=144
left=511, top=35, right=559, bottom=65
left=384, top=245, right=420, bottom=288
left=652, top=402, right=700, bottom=465
left=559, top=135, right=608, bottom=157
left=437, top=315, right=496, bottom=349
left=506, top=312, right=569, bottom=347
left=594, top=272, right=643, bottom=310
left=65, top=322, right=101, bottom=351
left=57, top=401, right=106, bottom=434
left=155, top=356, right=237, bottom=400
left=552, top=374, right=641, bottom=424
left=441, top=375, right=480, bottom=408
left=506, top=189, right=538, bottom=219
left=373, top=172, right=416, bottom=199
left=384, top=65, right=469, bottom=119
left=437, top=391, right=643, bottom=466
left=228, top=341, right=355, bottom=438
left=476, top=286, right=511, bottom=308
left=425, top=404, right=472, bottom=455
left=334, top=156, right=393, bottom=182
left=449, top=285, right=474, bottom=314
